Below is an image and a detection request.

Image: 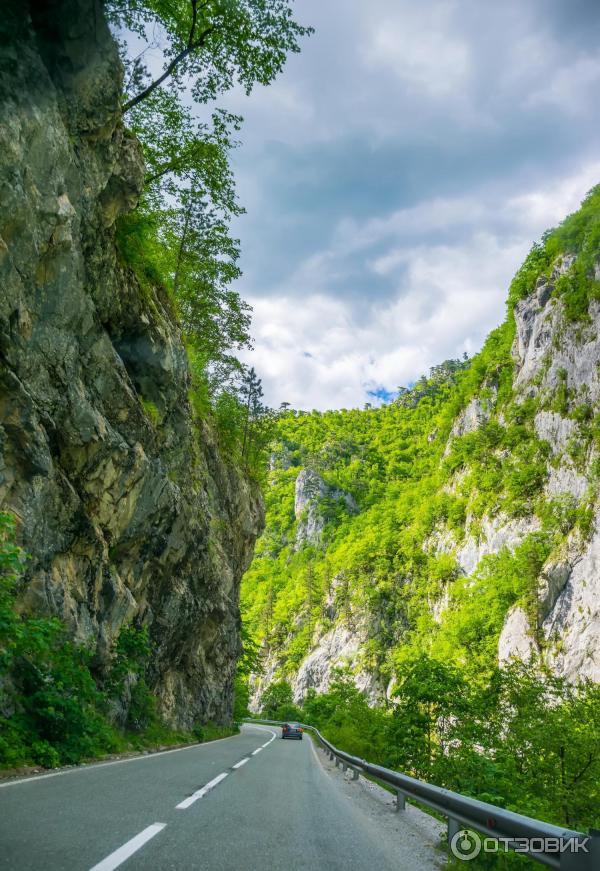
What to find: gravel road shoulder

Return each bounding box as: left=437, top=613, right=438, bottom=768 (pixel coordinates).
left=310, top=736, right=447, bottom=869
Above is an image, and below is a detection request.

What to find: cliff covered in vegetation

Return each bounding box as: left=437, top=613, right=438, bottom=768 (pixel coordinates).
left=243, top=185, right=600, bottom=706
left=0, top=0, right=265, bottom=751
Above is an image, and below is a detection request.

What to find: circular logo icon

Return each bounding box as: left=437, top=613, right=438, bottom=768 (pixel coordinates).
left=450, top=830, right=482, bottom=861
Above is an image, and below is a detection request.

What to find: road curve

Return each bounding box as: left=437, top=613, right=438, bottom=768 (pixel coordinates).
left=0, top=724, right=444, bottom=870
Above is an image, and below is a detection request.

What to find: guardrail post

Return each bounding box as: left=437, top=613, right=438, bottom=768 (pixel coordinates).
left=351, top=767, right=359, bottom=781
left=342, top=762, right=348, bottom=773
left=395, top=790, right=406, bottom=812
left=447, top=817, right=461, bottom=845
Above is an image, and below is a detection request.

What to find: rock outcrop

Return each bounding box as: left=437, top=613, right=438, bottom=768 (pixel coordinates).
left=294, top=469, right=357, bottom=547
left=292, top=621, right=380, bottom=704
left=0, top=0, right=263, bottom=728
left=250, top=587, right=381, bottom=710
left=444, top=390, right=496, bottom=452
left=542, top=528, right=600, bottom=682
left=506, top=261, right=600, bottom=681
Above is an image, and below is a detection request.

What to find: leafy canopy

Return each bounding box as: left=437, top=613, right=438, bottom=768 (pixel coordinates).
left=109, top=0, right=313, bottom=111
left=109, top=1, right=311, bottom=467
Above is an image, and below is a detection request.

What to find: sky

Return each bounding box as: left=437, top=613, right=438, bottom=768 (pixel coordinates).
left=126, top=0, right=600, bottom=410
left=207, top=0, right=600, bottom=410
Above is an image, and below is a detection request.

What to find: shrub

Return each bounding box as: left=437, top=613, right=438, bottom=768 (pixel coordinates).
left=0, top=514, right=201, bottom=768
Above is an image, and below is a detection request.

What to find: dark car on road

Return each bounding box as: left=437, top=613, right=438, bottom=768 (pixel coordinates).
left=281, top=722, right=303, bottom=740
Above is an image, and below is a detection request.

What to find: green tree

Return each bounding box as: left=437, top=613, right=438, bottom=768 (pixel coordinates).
left=111, top=0, right=313, bottom=113
left=238, top=366, right=276, bottom=477
left=388, top=652, right=467, bottom=777
left=234, top=623, right=263, bottom=720
left=301, top=670, right=388, bottom=761
left=261, top=582, right=276, bottom=639
left=0, top=512, right=27, bottom=672
left=487, top=664, right=600, bottom=828
left=110, top=0, right=312, bottom=444
left=259, top=680, right=301, bottom=720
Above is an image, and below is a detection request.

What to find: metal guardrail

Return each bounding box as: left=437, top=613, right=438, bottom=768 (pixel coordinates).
left=244, top=718, right=599, bottom=869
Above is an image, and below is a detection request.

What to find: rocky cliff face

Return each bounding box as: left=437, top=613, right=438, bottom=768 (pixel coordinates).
left=294, top=469, right=357, bottom=548
left=0, top=0, right=263, bottom=728
left=252, top=581, right=380, bottom=708
left=498, top=264, right=600, bottom=682
left=423, top=256, right=600, bottom=686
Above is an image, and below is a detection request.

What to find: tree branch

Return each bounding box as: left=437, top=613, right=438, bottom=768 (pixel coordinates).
left=145, top=142, right=207, bottom=185
left=123, top=0, right=214, bottom=113
left=570, top=753, right=595, bottom=785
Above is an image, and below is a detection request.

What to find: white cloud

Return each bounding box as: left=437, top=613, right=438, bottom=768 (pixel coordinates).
left=526, top=56, right=600, bottom=115
left=242, top=163, right=600, bottom=411
left=120, top=0, right=600, bottom=411
left=364, top=3, right=472, bottom=98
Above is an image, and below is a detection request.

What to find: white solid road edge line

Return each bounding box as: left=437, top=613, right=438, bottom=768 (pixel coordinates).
left=232, top=757, right=249, bottom=769
left=0, top=732, right=241, bottom=790
left=0, top=724, right=275, bottom=792
left=176, top=772, right=229, bottom=809
left=89, top=823, right=166, bottom=871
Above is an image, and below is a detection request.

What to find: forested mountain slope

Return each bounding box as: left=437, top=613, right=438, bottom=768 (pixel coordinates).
left=243, top=186, right=600, bottom=706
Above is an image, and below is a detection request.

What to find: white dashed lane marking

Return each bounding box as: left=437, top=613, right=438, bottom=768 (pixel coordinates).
left=90, top=727, right=279, bottom=870
left=89, top=823, right=166, bottom=871
left=175, top=772, right=229, bottom=810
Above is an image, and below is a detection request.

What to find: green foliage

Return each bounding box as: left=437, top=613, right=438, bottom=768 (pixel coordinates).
left=108, top=624, right=152, bottom=693
left=140, top=397, right=161, bottom=425
left=13, top=640, right=116, bottom=765
left=507, top=241, right=555, bottom=309
left=0, top=515, right=234, bottom=769
left=109, top=1, right=313, bottom=113
left=108, top=0, right=312, bottom=397
left=191, top=721, right=239, bottom=743
left=259, top=680, right=302, bottom=721
left=555, top=259, right=600, bottom=323
left=302, top=670, right=389, bottom=760
left=114, top=207, right=168, bottom=297
left=107, top=624, right=157, bottom=732
left=109, top=2, right=311, bottom=482
left=396, top=355, right=470, bottom=408
left=432, top=534, right=553, bottom=675
left=508, top=184, right=600, bottom=318
left=289, top=664, right=600, bottom=841
left=0, top=512, right=114, bottom=767
left=234, top=622, right=263, bottom=721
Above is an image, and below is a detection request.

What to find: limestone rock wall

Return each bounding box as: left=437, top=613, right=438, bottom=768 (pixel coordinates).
left=0, top=0, right=263, bottom=728
left=438, top=257, right=600, bottom=684
left=498, top=263, right=600, bottom=682
left=294, top=469, right=357, bottom=548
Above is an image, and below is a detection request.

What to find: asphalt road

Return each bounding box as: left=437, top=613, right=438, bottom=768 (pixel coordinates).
left=0, top=725, right=443, bottom=871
